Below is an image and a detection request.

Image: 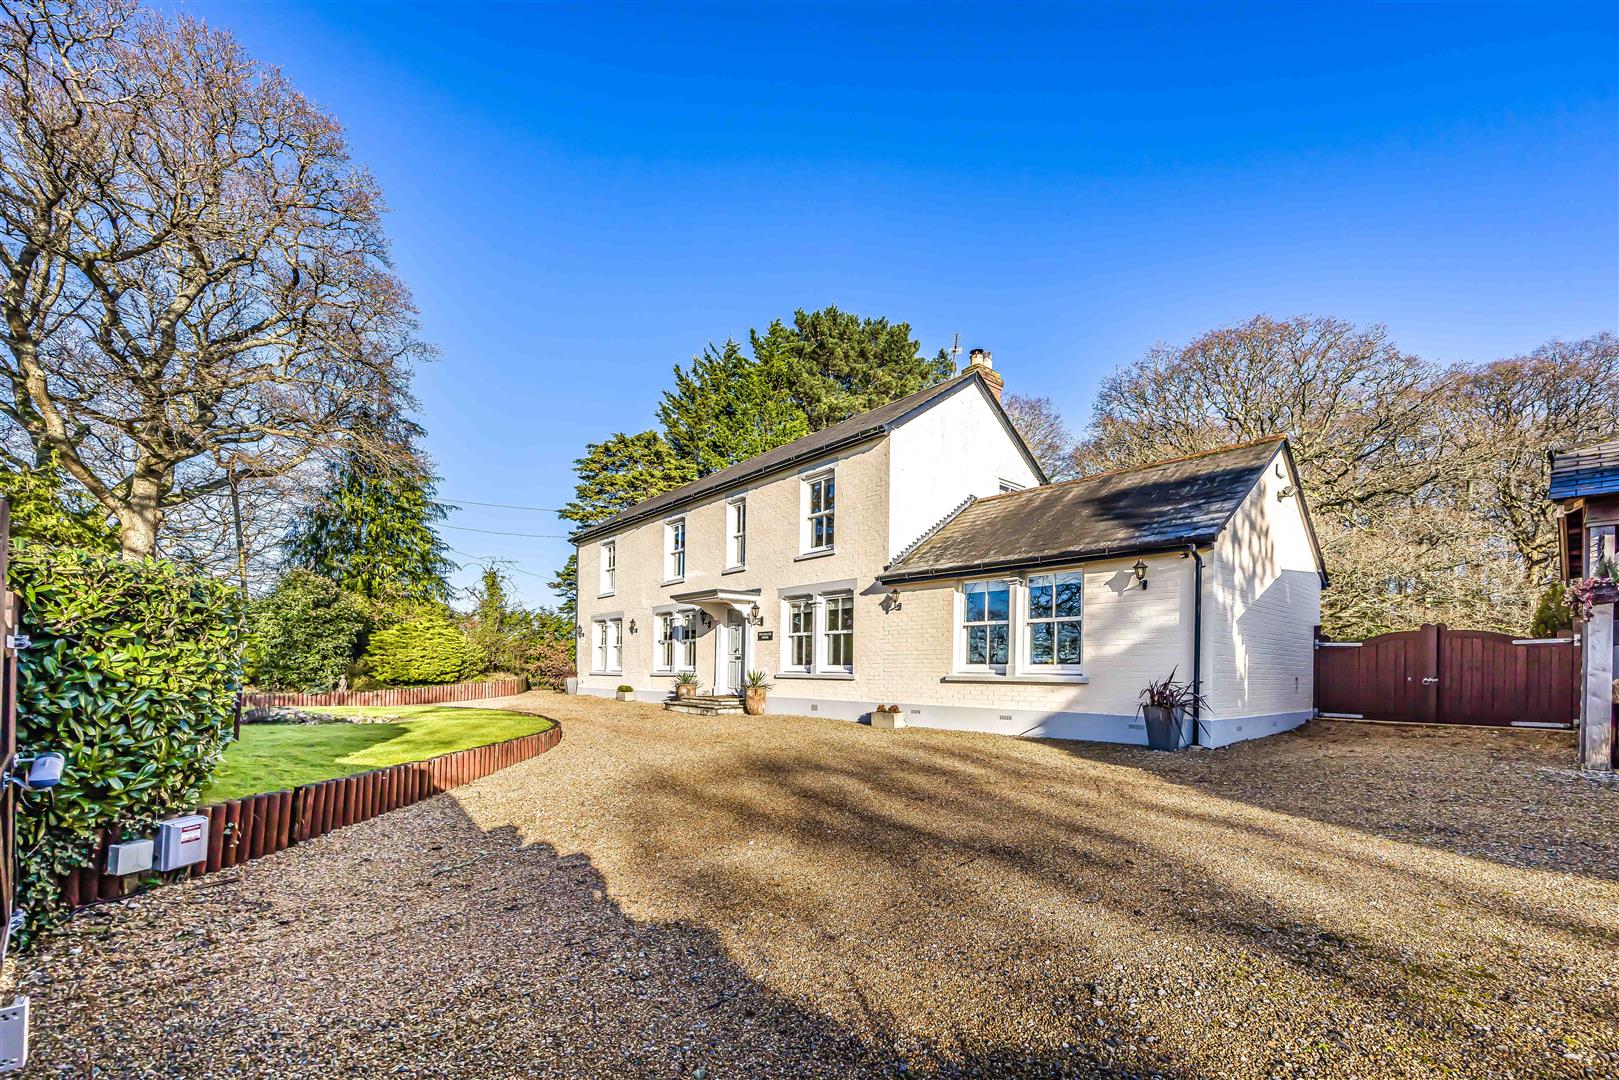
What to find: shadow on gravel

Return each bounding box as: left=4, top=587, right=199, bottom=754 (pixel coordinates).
left=22, top=791, right=1175, bottom=1079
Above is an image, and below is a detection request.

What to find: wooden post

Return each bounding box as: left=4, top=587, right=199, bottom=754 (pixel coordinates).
left=1580, top=604, right=1615, bottom=772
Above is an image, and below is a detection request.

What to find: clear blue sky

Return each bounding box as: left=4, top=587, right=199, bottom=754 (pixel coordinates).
left=184, top=0, right=1617, bottom=606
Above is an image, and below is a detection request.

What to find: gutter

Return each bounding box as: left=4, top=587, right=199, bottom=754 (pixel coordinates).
left=878, top=537, right=1219, bottom=586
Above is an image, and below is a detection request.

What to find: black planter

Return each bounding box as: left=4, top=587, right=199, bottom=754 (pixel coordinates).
left=1143, top=704, right=1189, bottom=751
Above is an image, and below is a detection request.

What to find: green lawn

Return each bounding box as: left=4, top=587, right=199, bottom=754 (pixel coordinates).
left=201, top=706, right=555, bottom=802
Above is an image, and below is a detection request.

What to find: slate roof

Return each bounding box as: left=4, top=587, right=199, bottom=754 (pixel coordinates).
left=881, top=436, right=1318, bottom=584
left=1548, top=438, right=1619, bottom=501
left=572, top=370, right=1041, bottom=543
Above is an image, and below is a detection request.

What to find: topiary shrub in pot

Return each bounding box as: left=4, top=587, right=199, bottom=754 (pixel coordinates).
left=1138, top=668, right=1207, bottom=751
left=616, top=684, right=636, bottom=702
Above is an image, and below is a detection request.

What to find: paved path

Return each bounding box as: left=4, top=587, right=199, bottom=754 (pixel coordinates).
left=17, top=693, right=1619, bottom=1078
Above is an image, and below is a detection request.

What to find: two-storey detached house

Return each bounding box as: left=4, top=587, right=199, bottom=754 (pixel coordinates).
left=571, top=352, right=1326, bottom=748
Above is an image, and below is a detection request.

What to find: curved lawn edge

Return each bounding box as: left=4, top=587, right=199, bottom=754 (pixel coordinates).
left=60, top=722, right=564, bottom=913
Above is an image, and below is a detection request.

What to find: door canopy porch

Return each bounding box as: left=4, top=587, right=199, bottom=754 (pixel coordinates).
left=668, top=587, right=763, bottom=623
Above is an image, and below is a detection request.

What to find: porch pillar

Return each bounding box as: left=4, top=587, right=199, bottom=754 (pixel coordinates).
left=1580, top=603, right=1615, bottom=772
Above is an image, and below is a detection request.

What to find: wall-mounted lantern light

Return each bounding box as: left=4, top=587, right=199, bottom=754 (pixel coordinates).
left=749, top=602, right=762, bottom=625
left=628, top=618, right=638, bottom=635
left=1133, top=559, right=1149, bottom=590
left=886, top=587, right=902, bottom=611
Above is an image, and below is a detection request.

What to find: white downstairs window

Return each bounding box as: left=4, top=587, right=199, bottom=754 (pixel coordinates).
left=786, top=598, right=815, bottom=672
left=656, top=610, right=696, bottom=673
left=593, top=616, right=622, bottom=674
left=1026, top=571, right=1082, bottom=670
left=823, top=593, right=853, bottom=671
left=960, top=579, right=1011, bottom=672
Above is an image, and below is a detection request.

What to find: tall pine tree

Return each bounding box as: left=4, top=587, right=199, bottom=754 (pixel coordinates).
left=657, top=340, right=810, bottom=476
left=285, top=414, right=454, bottom=610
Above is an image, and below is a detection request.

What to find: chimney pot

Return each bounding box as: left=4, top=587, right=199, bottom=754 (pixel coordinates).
left=965, top=347, right=1004, bottom=401
left=968, top=348, right=993, bottom=370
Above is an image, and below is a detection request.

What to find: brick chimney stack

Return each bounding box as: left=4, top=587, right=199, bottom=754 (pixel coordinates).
left=966, top=347, right=1004, bottom=402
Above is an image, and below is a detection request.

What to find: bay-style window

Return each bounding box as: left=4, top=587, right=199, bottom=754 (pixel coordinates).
left=655, top=609, right=696, bottom=673
left=961, top=579, right=1011, bottom=670
left=803, top=471, right=835, bottom=553
left=599, top=540, right=616, bottom=595
left=780, top=588, right=854, bottom=675
left=726, top=497, right=747, bottom=570
left=665, top=518, right=686, bottom=582
left=593, top=616, right=622, bottom=674
left=954, top=571, right=1086, bottom=679
left=1027, top=571, right=1082, bottom=668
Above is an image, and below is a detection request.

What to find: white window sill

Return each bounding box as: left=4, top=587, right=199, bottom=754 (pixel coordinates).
left=773, top=670, right=856, bottom=681
left=650, top=670, right=698, bottom=678
left=722, top=565, right=747, bottom=575
left=596, top=591, right=616, bottom=599
left=794, top=548, right=836, bottom=563
left=589, top=670, right=623, bottom=678
left=941, top=673, right=1090, bottom=685
left=662, top=578, right=685, bottom=587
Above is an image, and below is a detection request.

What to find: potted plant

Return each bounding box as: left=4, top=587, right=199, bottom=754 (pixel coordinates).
left=616, top=684, right=636, bottom=702
left=1138, top=668, right=1206, bottom=751
left=674, top=671, right=700, bottom=700
left=871, top=704, right=905, bottom=730
left=742, top=670, right=771, bottom=715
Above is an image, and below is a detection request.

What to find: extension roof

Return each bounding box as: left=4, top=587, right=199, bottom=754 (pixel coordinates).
left=880, top=436, right=1326, bottom=584
left=1548, top=437, right=1619, bottom=502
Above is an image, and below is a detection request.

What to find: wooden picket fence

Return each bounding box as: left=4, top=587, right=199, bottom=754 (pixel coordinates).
left=242, top=676, right=529, bottom=712
left=60, top=723, right=562, bottom=910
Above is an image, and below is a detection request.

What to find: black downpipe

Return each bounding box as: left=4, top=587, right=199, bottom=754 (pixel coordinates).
left=1185, top=544, right=1204, bottom=747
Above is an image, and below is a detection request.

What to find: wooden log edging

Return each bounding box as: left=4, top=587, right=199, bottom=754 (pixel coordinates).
left=242, top=676, right=530, bottom=713
left=61, top=722, right=563, bottom=911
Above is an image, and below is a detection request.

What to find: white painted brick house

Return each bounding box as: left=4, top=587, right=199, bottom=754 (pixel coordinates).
left=571, top=353, right=1326, bottom=748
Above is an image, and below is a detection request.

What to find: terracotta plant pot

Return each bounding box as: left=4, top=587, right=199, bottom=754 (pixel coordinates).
left=743, top=687, right=766, bottom=715
left=675, top=683, right=697, bottom=700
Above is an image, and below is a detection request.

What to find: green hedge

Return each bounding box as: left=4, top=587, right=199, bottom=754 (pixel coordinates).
left=10, top=545, right=241, bottom=942
left=360, top=611, right=482, bottom=686
left=243, top=570, right=367, bottom=691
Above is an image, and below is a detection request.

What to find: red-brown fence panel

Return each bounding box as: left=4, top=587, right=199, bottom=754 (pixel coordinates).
left=1316, top=624, right=1579, bottom=728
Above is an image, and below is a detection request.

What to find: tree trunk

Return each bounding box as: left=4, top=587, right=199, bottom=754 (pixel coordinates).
left=116, top=473, right=164, bottom=559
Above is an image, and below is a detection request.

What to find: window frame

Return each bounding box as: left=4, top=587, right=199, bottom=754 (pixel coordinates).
left=957, top=578, right=1013, bottom=674
left=785, top=596, right=816, bottom=673
left=802, top=469, right=836, bottom=554
left=598, top=540, right=616, bottom=596
left=726, top=496, right=747, bottom=571
left=1023, top=570, right=1083, bottom=672
left=664, top=517, right=686, bottom=583
left=822, top=592, right=854, bottom=673
left=591, top=615, right=623, bottom=675
left=654, top=608, right=697, bottom=674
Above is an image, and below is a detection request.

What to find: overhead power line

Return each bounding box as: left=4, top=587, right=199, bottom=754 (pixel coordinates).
left=443, top=497, right=565, bottom=513
left=442, top=523, right=571, bottom=539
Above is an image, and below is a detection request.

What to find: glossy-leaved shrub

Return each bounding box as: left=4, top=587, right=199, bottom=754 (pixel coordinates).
left=359, top=610, right=483, bottom=686
left=9, top=545, right=242, bottom=942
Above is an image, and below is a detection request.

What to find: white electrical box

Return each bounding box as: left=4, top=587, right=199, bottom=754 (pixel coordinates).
left=0, top=996, right=29, bottom=1074
left=105, top=838, right=154, bottom=876
left=154, top=815, right=208, bottom=871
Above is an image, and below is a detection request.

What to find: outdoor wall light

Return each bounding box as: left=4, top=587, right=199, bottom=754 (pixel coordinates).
left=699, top=611, right=713, bottom=630
left=628, top=618, right=637, bottom=635
left=1133, top=559, right=1149, bottom=590
left=749, top=602, right=762, bottom=625
left=886, top=587, right=902, bottom=611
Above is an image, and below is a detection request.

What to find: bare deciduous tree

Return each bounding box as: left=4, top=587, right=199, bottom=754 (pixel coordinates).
left=1001, top=392, right=1076, bottom=481
left=0, top=0, right=427, bottom=558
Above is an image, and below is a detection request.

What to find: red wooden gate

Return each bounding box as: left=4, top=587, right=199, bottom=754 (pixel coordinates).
left=1315, top=623, right=1579, bottom=728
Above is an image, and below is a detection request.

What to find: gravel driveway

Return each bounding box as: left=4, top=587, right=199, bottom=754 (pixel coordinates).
left=15, top=693, right=1619, bottom=1078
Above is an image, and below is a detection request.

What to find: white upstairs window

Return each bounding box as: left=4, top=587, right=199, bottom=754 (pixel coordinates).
left=727, top=497, right=747, bottom=569
left=599, top=541, right=616, bottom=595
left=665, top=518, right=686, bottom=582
left=804, top=472, right=835, bottom=553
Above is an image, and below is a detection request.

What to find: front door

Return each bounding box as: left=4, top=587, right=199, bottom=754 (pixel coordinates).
left=724, top=611, right=746, bottom=693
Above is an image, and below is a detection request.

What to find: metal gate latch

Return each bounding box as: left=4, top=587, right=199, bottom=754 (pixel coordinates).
left=0, top=996, right=29, bottom=1074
